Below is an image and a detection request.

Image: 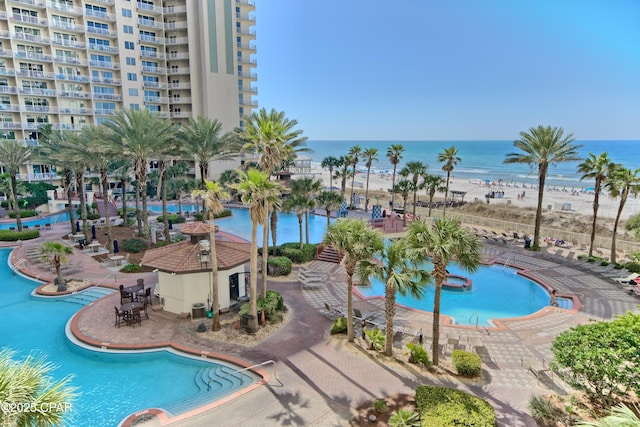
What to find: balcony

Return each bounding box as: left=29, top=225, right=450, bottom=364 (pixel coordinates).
left=169, top=96, right=191, bottom=104
left=239, top=99, right=258, bottom=107
left=144, top=96, right=168, bottom=103
left=142, top=65, right=166, bottom=74
left=58, top=107, right=92, bottom=115
left=92, top=92, right=122, bottom=101
left=91, top=76, right=121, bottom=85
left=237, top=71, right=257, bottom=80
left=0, top=104, right=21, bottom=112
left=0, top=30, right=8, bottom=38
left=237, top=56, right=257, bottom=66
left=0, top=68, right=15, bottom=76
left=51, top=38, right=86, bottom=49
left=10, top=13, right=49, bottom=27
left=52, top=123, right=85, bottom=130
left=142, top=80, right=167, bottom=89
left=141, top=50, right=166, bottom=60
left=16, top=69, right=55, bottom=79
left=170, top=111, right=191, bottom=119
left=236, top=42, right=256, bottom=53
left=53, top=56, right=87, bottom=66
left=168, top=67, right=190, bottom=75
left=166, top=37, right=188, bottom=45
left=0, top=11, right=6, bottom=20
left=94, top=108, right=116, bottom=116
left=136, top=2, right=163, bottom=14
left=56, top=73, right=90, bottom=83
left=86, top=27, right=118, bottom=37
left=84, top=10, right=116, bottom=21
left=164, top=21, right=187, bottom=30
left=0, top=49, right=13, bottom=58
left=88, top=44, right=118, bottom=54
left=164, top=5, right=187, bottom=14
left=167, top=51, right=189, bottom=60
left=138, top=19, right=164, bottom=30
left=157, top=111, right=170, bottom=118
left=14, top=51, right=52, bottom=62
left=93, top=0, right=115, bottom=5
left=8, top=0, right=46, bottom=8
left=22, top=122, right=50, bottom=130
left=47, top=2, right=83, bottom=15
left=236, top=27, right=256, bottom=37
left=239, top=85, right=258, bottom=94
left=0, top=87, right=18, bottom=94
left=89, top=60, right=119, bottom=70
left=23, top=105, right=56, bottom=113
left=235, top=12, right=255, bottom=22
left=236, top=0, right=256, bottom=7
left=49, top=21, right=84, bottom=32
left=57, top=91, right=91, bottom=99
left=0, top=122, right=25, bottom=130
left=11, top=32, right=49, bottom=45
left=139, top=35, right=164, bottom=45
left=169, top=82, right=190, bottom=90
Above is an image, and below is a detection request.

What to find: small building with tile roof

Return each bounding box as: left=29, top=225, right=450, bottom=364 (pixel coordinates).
left=141, top=222, right=250, bottom=316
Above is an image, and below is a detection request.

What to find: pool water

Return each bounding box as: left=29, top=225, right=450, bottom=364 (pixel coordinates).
left=358, top=263, right=552, bottom=327
left=0, top=211, right=70, bottom=230
left=0, top=248, right=258, bottom=426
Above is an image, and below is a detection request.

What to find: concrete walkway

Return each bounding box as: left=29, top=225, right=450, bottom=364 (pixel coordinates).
left=6, top=220, right=640, bottom=426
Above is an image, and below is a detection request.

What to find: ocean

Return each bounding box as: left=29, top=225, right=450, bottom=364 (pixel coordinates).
left=304, top=140, right=640, bottom=189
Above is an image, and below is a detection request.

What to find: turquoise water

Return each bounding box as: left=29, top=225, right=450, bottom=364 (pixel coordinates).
left=307, top=140, right=640, bottom=188
left=0, top=248, right=258, bottom=426
left=358, top=262, right=552, bottom=327
left=0, top=211, right=69, bottom=230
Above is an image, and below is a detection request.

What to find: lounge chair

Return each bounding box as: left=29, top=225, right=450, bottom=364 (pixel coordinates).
left=612, top=273, right=639, bottom=284
left=521, top=357, right=553, bottom=385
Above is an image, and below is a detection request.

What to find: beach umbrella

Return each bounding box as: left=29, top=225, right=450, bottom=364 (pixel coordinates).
left=91, top=224, right=96, bottom=240
left=113, top=239, right=119, bottom=253
left=75, top=221, right=80, bottom=232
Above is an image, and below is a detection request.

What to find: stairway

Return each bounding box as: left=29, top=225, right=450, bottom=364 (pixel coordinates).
left=95, top=197, right=119, bottom=218
left=316, top=244, right=342, bottom=264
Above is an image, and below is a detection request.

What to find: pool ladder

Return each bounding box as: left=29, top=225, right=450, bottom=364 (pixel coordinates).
left=206, top=359, right=281, bottom=391
left=468, top=313, right=491, bottom=335
left=11, top=258, right=27, bottom=274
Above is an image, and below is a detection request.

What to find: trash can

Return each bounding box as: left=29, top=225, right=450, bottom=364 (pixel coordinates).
left=524, top=238, right=531, bottom=249
left=192, top=303, right=205, bottom=319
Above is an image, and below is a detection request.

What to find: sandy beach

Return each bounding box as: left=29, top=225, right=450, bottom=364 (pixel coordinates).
left=310, top=166, right=640, bottom=221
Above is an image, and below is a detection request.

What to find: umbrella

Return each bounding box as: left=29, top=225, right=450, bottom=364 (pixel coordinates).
left=91, top=224, right=96, bottom=240
left=75, top=221, right=80, bottom=232
left=168, top=219, right=173, bottom=230
left=113, top=239, right=119, bottom=253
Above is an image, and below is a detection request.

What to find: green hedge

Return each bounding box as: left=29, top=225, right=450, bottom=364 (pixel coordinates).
left=415, top=385, right=496, bottom=426
left=156, top=213, right=186, bottom=224
left=330, top=317, right=347, bottom=335
left=280, top=242, right=318, bottom=263
left=0, top=230, right=40, bottom=241
left=122, top=238, right=147, bottom=253
left=121, top=264, right=142, bottom=273
left=8, top=209, right=38, bottom=219
left=624, top=262, right=640, bottom=273
left=452, top=350, right=482, bottom=377
left=267, top=256, right=292, bottom=276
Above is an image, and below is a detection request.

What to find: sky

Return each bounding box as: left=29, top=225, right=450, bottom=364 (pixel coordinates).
left=253, top=0, right=640, bottom=141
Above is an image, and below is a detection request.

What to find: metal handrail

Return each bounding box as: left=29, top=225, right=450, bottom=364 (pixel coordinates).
left=207, top=359, right=278, bottom=391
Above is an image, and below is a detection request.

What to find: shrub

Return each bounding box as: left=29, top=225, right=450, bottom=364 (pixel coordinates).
left=214, top=209, right=232, bottom=219
left=87, top=213, right=100, bottom=221
left=330, top=317, right=347, bottom=335
left=171, top=233, right=186, bottom=243
left=265, top=290, right=284, bottom=311
left=415, top=385, right=496, bottom=426
left=577, top=254, right=586, bottom=260
left=587, top=256, right=596, bottom=263
left=0, top=230, right=40, bottom=241
left=452, top=350, right=482, bottom=377
left=406, top=342, right=431, bottom=368
left=389, top=409, right=420, bottom=427
left=528, top=395, right=564, bottom=426
left=364, top=328, right=385, bottom=351
left=624, top=262, right=640, bottom=274
left=121, top=264, right=142, bottom=273
left=122, top=238, right=147, bottom=253
left=600, top=260, right=610, bottom=266
left=156, top=214, right=186, bottom=224
left=267, top=256, right=292, bottom=276
left=279, top=242, right=317, bottom=263
left=8, top=209, right=37, bottom=218
left=373, top=399, right=386, bottom=413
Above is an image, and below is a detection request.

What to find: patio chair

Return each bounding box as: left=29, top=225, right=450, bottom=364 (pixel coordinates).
left=126, top=307, right=142, bottom=327
left=612, top=273, right=639, bottom=284
left=114, top=306, right=125, bottom=328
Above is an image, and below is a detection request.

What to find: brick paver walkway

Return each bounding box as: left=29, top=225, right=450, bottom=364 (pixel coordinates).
left=6, top=220, right=640, bottom=426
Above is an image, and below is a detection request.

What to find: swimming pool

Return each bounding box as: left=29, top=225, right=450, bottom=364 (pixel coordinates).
left=0, top=211, right=70, bottom=230
left=1, top=248, right=259, bottom=425
left=358, top=262, right=557, bottom=327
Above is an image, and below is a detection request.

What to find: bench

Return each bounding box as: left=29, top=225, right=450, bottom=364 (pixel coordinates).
left=521, top=357, right=553, bottom=385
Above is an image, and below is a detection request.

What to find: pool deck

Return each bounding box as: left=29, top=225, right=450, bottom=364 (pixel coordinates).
left=5, top=219, right=640, bottom=426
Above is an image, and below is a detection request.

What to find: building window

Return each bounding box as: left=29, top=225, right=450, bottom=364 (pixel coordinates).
left=128, top=88, right=138, bottom=96
left=130, top=103, right=140, bottom=110
left=127, top=73, right=137, bottom=81
left=124, top=41, right=134, bottom=50
left=123, top=25, right=133, bottom=34
left=126, top=57, right=136, bottom=66
left=122, top=9, right=132, bottom=17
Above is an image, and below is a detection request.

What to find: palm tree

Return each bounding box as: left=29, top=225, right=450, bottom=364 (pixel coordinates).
left=437, top=146, right=461, bottom=216
left=178, top=116, right=240, bottom=212
left=400, top=161, right=427, bottom=219
left=348, top=145, right=362, bottom=207
left=192, top=180, right=229, bottom=331
left=606, top=165, right=640, bottom=264
left=321, top=156, right=340, bottom=191
left=335, top=155, right=351, bottom=197
left=112, top=160, right=133, bottom=222
left=325, top=218, right=384, bottom=342
left=575, top=403, right=640, bottom=427
left=282, top=193, right=309, bottom=250
left=578, top=153, right=614, bottom=257
left=406, top=216, right=482, bottom=366
left=392, top=180, right=414, bottom=227
left=387, top=144, right=405, bottom=209
left=104, top=108, right=177, bottom=237
left=504, top=126, right=581, bottom=250
left=0, top=140, right=31, bottom=231
left=0, top=348, right=77, bottom=427
left=233, top=169, right=281, bottom=323
left=290, top=177, right=323, bottom=244
left=360, top=240, right=430, bottom=356
left=362, top=148, right=379, bottom=212
left=422, top=174, right=445, bottom=217
left=39, top=241, right=74, bottom=291
left=316, top=190, right=343, bottom=228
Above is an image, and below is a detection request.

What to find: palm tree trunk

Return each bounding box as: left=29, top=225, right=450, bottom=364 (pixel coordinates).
left=262, top=205, right=269, bottom=300
left=135, top=181, right=142, bottom=236
left=432, top=263, right=445, bottom=366
left=160, top=163, right=169, bottom=234
left=65, top=172, right=74, bottom=234
left=248, top=220, right=259, bottom=332
left=10, top=174, right=22, bottom=231
left=533, top=165, right=548, bottom=250
left=428, top=192, right=434, bottom=217
left=412, top=184, right=418, bottom=218
left=588, top=181, right=601, bottom=257
left=298, top=215, right=303, bottom=250
left=140, top=172, right=149, bottom=238
left=442, top=172, right=451, bottom=216
left=304, top=210, right=310, bottom=245
left=402, top=195, right=408, bottom=227
left=346, top=266, right=355, bottom=343
left=390, top=165, right=397, bottom=208
left=325, top=208, right=331, bottom=228
left=120, top=177, right=127, bottom=221
left=209, top=211, right=221, bottom=331
left=329, top=168, right=333, bottom=192
left=76, top=171, right=88, bottom=240
left=611, top=193, right=627, bottom=265
left=384, top=285, right=396, bottom=356
left=350, top=172, right=357, bottom=208
left=364, top=169, right=371, bottom=212
left=270, top=210, right=278, bottom=257
left=100, top=169, right=113, bottom=251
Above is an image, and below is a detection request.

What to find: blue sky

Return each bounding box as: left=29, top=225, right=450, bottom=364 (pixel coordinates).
left=253, top=1, right=640, bottom=141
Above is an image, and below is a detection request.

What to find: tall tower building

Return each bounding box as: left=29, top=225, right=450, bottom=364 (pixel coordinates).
left=0, top=0, right=257, bottom=180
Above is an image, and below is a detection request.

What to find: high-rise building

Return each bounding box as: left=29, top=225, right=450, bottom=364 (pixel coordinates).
left=0, top=0, right=257, bottom=181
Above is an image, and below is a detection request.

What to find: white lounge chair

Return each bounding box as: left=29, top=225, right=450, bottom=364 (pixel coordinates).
left=612, top=273, right=639, bottom=284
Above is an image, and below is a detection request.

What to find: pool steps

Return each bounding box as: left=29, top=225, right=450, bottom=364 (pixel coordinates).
left=62, top=287, right=115, bottom=305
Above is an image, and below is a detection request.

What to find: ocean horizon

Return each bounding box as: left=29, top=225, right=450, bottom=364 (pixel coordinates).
left=305, top=140, right=640, bottom=189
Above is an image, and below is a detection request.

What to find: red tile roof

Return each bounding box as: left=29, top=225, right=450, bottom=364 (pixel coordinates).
left=141, top=240, right=251, bottom=274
